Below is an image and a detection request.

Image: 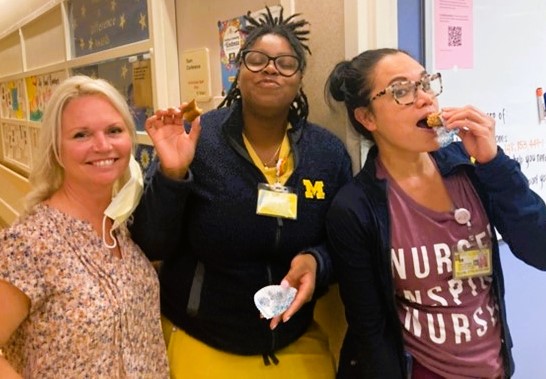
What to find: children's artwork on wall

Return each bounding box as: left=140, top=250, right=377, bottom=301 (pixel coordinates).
left=1, top=122, right=31, bottom=169
left=0, top=80, right=27, bottom=120
left=25, top=71, right=67, bottom=122
left=28, top=124, right=41, bottom=166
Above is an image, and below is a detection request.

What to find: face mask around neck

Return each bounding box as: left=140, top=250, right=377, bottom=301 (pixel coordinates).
left=102, top=155, right=144, bottom=249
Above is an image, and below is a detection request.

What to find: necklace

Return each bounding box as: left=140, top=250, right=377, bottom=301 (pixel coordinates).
left=262, top=143, right=282, bottom=168
left=242, top=131, right=285, bottom=168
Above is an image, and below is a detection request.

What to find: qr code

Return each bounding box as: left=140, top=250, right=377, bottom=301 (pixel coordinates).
left=448, top=26, right=462, bottom=47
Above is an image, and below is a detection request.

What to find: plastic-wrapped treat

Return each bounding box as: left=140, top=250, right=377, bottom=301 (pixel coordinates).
left=427, top=112, right=457, bottom=147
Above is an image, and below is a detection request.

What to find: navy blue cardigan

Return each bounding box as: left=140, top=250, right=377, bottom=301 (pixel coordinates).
left=326, top=143, right=546, bottom=378
left=130, top=102, right=352, bottom=355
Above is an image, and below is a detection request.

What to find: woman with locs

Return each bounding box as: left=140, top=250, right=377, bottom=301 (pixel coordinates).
left=130, top=6, right=352, bottom=379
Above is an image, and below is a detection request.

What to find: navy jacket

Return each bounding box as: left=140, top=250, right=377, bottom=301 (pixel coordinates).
left=130, top=102, right=352, bottom=355
left=326, top=143, right=546, bottom=378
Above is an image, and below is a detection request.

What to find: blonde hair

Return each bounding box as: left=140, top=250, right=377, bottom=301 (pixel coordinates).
left=24, top=75, right=137, bottom=214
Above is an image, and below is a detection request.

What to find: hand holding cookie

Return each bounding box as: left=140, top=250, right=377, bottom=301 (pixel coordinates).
left=441, top=106, right=497, bottom=163
left=145, top=100, right=203, bottom=180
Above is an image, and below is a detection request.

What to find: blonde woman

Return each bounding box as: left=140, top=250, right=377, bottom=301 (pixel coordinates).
left=0, top=75, right=168, bottom=378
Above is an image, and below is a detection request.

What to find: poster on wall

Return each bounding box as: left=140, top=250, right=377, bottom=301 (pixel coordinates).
left=132, top=59, right=153, bottom=108
left=25, top=71, right=67, bottom=122
left=217, top=6, right=282, bottom=96
left=218, top=15, right=246, bottom=96
left=70, top=0, right=149, bottom=57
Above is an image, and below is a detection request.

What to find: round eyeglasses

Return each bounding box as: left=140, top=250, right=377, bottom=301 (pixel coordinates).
left=370, top=73, right=443, bottom=105
left=241, top=50, right=301, bottom=77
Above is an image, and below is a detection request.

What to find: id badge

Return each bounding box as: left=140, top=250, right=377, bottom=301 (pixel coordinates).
left=256, top=183, right=298, bottom=219
left=452, top=243, right=493, bottom=279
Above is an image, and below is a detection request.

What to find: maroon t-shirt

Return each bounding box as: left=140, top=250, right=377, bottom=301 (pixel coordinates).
left=377, top=159, right=503, bottom=378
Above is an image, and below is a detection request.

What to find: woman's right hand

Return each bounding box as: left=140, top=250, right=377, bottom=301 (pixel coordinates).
left=441, top=105, right=497, bottom=164
left=144, top=101, right=202, bottom=180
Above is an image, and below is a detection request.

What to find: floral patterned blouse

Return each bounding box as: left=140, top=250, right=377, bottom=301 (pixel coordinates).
left=0, top=204, right=169, bottom=378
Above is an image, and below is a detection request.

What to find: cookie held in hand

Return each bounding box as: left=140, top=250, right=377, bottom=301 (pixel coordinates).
left=183, top=99, right=203, bottom=122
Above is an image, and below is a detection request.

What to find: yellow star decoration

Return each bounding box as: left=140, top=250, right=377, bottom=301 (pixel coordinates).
left=140, top=149, right=150, bottom=170
left=88, top=38, right=94, bottom=50
left=139, top=12, right=147, bottom=31
left=111, top=0, right=117, bottom=12
left=79, top=38, right=85, bottom=50
left=119, top=14, right=126, bottom=29
left=121, top=64, right=128, bottom=79
left=81, top=5, right=86, bottom=17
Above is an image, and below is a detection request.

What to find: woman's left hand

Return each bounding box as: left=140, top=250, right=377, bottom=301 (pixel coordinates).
left=269, top=253, right=317, bottom=330
left=441, top=105, right=497, bottom=163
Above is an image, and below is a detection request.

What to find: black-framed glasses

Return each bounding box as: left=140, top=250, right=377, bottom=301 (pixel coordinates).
left=370, top=72, right=443, bottom=105
left=240, top=50, right=301, bottom=77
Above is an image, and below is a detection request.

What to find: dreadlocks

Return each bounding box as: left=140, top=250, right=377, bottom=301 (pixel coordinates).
left=217, top=6, right=311, bottom=121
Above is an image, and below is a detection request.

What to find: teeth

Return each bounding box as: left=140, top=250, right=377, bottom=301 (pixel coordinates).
left=93, top=159, right=114, bottom=167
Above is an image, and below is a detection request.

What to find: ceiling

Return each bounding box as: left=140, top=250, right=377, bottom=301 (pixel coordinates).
left=0, top=0, right=58, bottom=39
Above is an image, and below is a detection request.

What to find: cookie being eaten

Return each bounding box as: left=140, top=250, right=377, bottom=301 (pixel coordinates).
left=183, top=99, right=203, bottom=122
left=426, top=112, right=443, bottom=128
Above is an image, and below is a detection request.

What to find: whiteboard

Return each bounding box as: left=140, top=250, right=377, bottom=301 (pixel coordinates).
left=425, top=0, right=546, bottom=203
left=425, top=4, right=546, bottom=377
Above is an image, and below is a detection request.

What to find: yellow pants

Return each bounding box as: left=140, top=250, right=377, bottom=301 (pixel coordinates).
left=161, top=316, right=336, bottom=379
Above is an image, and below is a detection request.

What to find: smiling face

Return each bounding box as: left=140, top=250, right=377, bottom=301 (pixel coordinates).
left=237, top=33, right=302, bottom=117
left=59, top=94, right=132, bottom=193
left=355, top=52, right=442, bottom=155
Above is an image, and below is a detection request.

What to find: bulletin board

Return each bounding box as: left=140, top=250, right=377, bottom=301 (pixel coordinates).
left=425, top=0, right=546, bottom=203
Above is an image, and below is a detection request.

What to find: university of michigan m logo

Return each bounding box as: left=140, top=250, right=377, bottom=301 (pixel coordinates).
left=302, top=179, right=325, bottom=199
